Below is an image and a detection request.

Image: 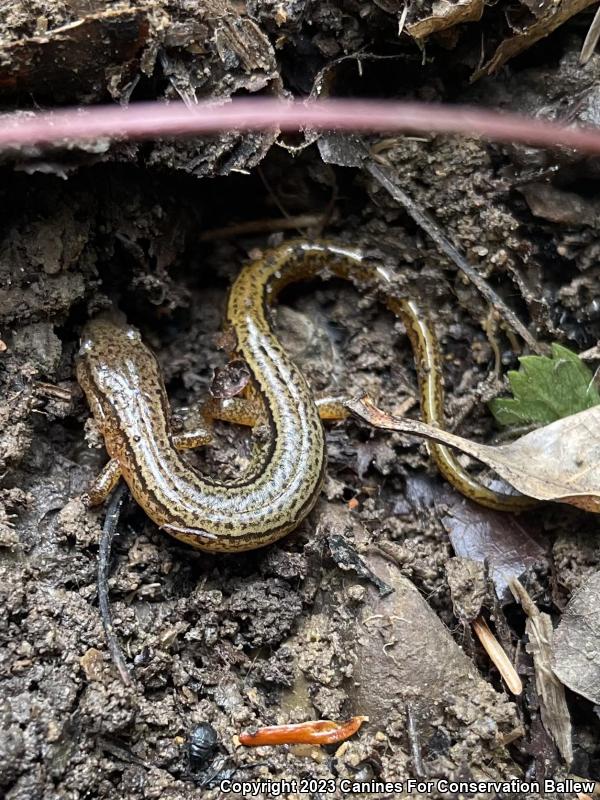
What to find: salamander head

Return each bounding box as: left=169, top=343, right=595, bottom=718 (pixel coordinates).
left=76, top=311, right=160, bottom=417
left=78, top=311, right=141, bottom=357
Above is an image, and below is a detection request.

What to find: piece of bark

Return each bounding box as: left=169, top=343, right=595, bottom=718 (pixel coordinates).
left=473, top=0, right=599, bottom=79
left=353, top=549, right=520, bottom=748
left=0, top=8, right=151, bottom=101
left=511, top=579, right=573, bottom=765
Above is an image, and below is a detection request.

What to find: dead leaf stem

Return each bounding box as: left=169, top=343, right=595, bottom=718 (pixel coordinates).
left=365, top=159, right=544, bottom=355
left=347, top=395, right=600, bottom=511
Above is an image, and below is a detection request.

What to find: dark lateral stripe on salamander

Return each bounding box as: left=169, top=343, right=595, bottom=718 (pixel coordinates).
left=77, top=240, right=535, bottom=554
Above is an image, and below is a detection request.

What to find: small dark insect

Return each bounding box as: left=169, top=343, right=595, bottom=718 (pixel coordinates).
left=188, top=723, right=219, bottom=770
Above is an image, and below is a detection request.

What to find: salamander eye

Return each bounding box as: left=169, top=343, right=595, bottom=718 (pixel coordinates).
left=79, top=337, right=93, bottom=354
left=125, top=328, right=141, bottom=341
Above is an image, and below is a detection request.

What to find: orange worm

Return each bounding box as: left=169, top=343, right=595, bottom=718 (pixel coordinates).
left=239, top=716, right=368, bottom=746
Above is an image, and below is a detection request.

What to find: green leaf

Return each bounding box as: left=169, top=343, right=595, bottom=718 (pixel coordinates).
left=489, top=344, right=600, bottom=427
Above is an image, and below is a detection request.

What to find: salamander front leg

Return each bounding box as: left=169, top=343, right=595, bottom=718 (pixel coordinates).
left=205, top=394, right=351, bottom=424
left=202, top=396, right=264, bottom=427
left=84, top=458, right=122, bottom=506
left=173, top=396, right=351, bottom=443
left=210, top=393, right=352, bottom=423
left=171, top=396, right=261, bottom=450
left=172, top=427, right=214, bottom=450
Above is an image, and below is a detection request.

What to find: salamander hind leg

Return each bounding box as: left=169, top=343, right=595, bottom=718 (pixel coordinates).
left=202, top=395, right=266, bottom=428
left=83, top=458, right=122, bottom=506
left=172, top=394, right=267, bottom=450
left=172, top=426, right=214, bottom=450
left=316, top=395, right=351, bottom=421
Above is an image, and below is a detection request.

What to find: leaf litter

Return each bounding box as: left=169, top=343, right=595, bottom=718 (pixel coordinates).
left=347, top=396, right=600, bottom=513
left=441, top=496, right=548, bottom=601
left=511, top=579, right=573, bottom=765
left=551, top=570, right=600, bottom=706
left=350, top=375, right=600, bottom=751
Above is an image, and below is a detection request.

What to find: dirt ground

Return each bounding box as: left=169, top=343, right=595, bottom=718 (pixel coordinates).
left=1, top=2, right=600, bottom=799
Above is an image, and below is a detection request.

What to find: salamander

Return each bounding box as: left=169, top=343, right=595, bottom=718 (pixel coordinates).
left=76, top=240, right=533, bottom=553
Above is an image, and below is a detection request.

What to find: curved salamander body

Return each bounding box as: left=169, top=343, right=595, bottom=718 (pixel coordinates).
left=77, top=241, right=533, bottom=553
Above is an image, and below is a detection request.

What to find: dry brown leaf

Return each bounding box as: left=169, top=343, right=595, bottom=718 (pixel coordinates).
left=473, top=0, right=598, bottom=79
left=551, top=570, right=600, bottom=706
left=406, top=0, right=484, bottom=40
left=354, top=549, right=520, bottom=735
left=441, top=497, right=548, bottom=601
left=347, top=396, right=600, bottom=512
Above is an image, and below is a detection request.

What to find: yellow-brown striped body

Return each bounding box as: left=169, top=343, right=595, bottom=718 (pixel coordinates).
left=76, top=241, right=532, bottom=553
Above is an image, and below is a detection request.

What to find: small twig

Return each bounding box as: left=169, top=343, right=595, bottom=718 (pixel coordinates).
left=98, top=482, right=133, bottom=687
left=406, top=705, right=426, bottom=778
left=472, top=615, right=523, bottom=695
left=581, top=4, right=600, bottom=64
left=317, top=180, right=339, bottom=238
left=198, top=213, right=328, bottom=241
left=256, top=165, right=296, bottom=226
left=34, top=381, right=74, bottom=402
left=365, top=159, right=544, bottom=355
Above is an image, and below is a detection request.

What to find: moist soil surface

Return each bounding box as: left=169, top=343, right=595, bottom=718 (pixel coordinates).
left=1, top=3, right=600, bottom=799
